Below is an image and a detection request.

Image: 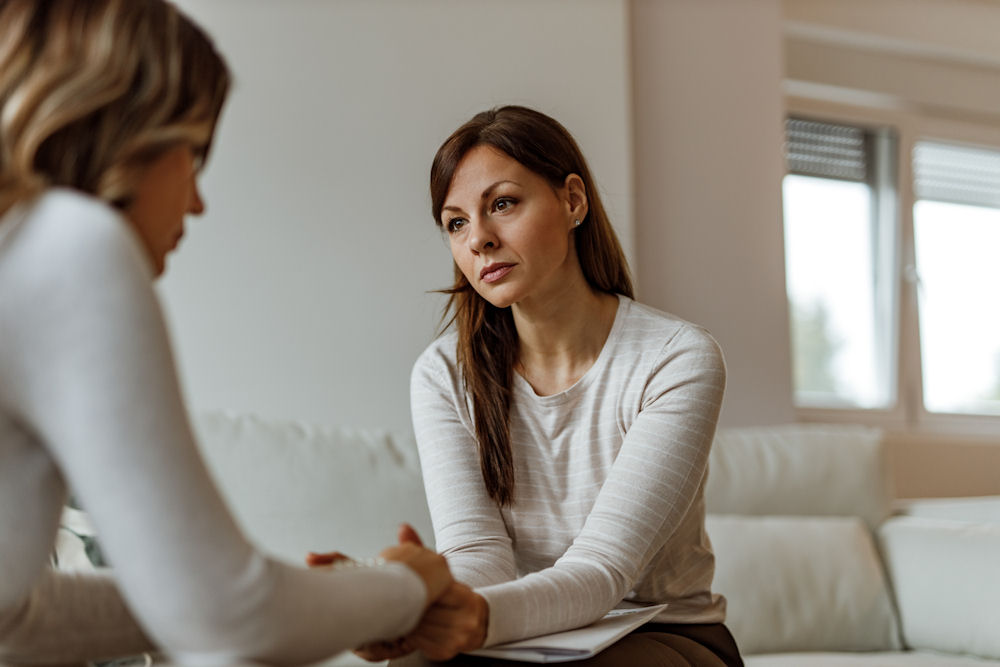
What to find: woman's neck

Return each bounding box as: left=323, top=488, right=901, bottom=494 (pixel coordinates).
left=512, top=282, right=620, bottom=396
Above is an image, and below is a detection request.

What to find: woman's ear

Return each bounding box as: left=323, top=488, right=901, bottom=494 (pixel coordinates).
left=563, top=173, right=588, bottom=225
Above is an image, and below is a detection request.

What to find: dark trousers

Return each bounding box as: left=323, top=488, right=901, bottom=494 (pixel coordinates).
left=389, top=622, right=743, bottom=667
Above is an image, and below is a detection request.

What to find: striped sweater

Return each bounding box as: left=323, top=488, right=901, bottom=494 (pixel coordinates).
left=410, top=296, right=727, bottom=647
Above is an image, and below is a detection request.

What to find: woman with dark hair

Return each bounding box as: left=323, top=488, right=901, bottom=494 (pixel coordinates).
left=396, top=106, right=742, bottom=666
left=0, top=1, right=450, bottom=663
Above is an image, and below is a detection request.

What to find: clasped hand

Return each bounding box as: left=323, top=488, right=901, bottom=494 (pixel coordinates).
left=306, top=523, right=488, bottom=662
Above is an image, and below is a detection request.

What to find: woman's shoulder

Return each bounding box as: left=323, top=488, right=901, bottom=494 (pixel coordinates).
left=620, top=298, right=723, bottom=357
left=4, top=188, right=149, bottom=278
left=411, top=330, right=461, bottom=386
left=19, top=188, right=124, bottom=231
left=0, top=189, right=154, bottom=332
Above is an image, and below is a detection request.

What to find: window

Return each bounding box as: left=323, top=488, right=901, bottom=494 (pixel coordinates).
left=783, top=116, right=1000, bottom=426
left=782, top=118, right=897, bottom=410
left=912, top=141, right=1000, bottom=416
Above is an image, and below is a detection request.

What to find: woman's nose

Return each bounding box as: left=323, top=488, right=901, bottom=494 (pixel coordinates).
left=189, top=182, right=205, bottom=215
left=467, top=219, right=498, bottom=254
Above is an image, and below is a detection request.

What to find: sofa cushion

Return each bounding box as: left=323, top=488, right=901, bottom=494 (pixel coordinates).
left=192, top=411, right=434, bottom=565
left=707, top=514, right=902, bottom=655
left=879, top=516, right=1000, bottom=660
left=745, top=651, right=1000, bottom=666
left=707, top=424, right=892, bottom=528
left=895, top=496, right=1000, bottom=524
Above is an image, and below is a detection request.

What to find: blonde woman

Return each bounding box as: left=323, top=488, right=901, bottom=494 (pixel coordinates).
left=0, top=1, right=450, bottom=664
left=388, top=107, right=743, bottom=666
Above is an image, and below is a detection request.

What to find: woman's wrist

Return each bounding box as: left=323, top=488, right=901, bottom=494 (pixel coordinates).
left=323, top=556, right=388, bottom=571
left=473, top=591, right=490, bottom=649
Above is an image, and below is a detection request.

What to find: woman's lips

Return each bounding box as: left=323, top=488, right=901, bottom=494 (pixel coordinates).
left=481, top=263, right=514, bottom=283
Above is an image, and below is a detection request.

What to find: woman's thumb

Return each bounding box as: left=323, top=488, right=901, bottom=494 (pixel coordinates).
left=398, top=522, right=424, bottom=546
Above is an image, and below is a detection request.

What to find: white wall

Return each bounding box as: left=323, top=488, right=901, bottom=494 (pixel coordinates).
left=160, top=1, right=998, bottom=497
left=162, top=0, right=633, bottom=434
left=630, top=0, right=796, bottom=427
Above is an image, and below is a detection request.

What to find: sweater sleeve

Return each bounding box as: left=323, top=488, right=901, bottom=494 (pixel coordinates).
left=0, top=570, right=155, bottom=663
left=427, top=326, right=725, bottom=647
left=410, top=344, right=518, bottom=589
left=0, top=194, right=426, bottom=665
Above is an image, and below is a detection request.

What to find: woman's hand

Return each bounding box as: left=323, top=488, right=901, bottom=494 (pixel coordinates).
left=304, top=550, right=351, bottom=567
left=405, top=581, right=489, bottom=661
left=379, top=523, right=452, bottom=608
left=306, top=525, right=452, bottom=608
left=305, top=549, right=415, bottom=662
left=352, top=637, right=414, bottom=662
left=307, top=535, right=488, bottom=663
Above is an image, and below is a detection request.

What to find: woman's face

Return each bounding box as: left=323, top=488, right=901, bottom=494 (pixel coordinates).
left=125, top=144, right=205, bottom=277
left=441, top=145, right=587, bottom=309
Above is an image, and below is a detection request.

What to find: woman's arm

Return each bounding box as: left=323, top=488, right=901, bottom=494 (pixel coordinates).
left=410, top=344, right=518, bottom=588
left=0, top=195, right=436, bottom=664
left=410, top=325, right=725, bottom=651
left=476, top=325, right=726, bottom=646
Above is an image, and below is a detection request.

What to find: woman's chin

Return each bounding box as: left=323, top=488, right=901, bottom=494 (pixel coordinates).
left=479, top=292, right=517, bottom=310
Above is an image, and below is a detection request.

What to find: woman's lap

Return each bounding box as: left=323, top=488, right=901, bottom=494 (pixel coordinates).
left=388, top=623, right=738, bottom=667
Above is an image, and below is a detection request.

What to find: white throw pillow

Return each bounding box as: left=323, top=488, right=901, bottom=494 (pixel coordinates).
left=707, top=514, right=902, bottom=655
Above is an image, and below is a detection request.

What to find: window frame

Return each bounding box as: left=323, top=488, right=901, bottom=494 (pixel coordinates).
left=786, top=95, right=1000, bottom=436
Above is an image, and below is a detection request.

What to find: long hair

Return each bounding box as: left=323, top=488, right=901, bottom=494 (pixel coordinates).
left=0, top=0, right=230, bottom=217
left=429, top=106, right=634, bottom=506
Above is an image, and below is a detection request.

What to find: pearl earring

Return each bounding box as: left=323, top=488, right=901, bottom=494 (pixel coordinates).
left=574, top=219, right=581, bottom=227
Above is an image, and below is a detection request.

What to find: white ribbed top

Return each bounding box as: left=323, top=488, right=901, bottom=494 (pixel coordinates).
left=411, top=296, right=727, bottom=647
left=0, top=190, right=426, bottom=664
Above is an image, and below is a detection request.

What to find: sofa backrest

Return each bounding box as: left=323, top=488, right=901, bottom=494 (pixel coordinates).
left=706, top=423, right=894, bottom=528
left=192, top=411, right=434, bottom=565
left=192, top=411, right=910, bottom=658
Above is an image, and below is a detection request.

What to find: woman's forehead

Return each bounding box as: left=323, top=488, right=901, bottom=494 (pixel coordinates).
left=446, top=147, right=536, bottom=200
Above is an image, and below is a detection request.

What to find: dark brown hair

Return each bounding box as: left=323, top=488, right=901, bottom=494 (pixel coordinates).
left=429, top=105, right=634, bottom=506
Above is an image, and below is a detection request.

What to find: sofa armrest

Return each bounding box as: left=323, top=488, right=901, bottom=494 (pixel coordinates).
left=878, top=516, right=1000, bottom=660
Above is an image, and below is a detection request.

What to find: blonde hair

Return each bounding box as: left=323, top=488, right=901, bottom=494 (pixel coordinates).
left=0, top=0, right=230, bottom=217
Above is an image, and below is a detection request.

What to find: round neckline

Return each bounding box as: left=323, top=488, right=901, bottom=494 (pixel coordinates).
left=513, top=295, right=629, bottom=405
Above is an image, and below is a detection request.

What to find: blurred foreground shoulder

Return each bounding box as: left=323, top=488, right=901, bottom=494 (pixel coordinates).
left=3, top=189, right=151, bottom=287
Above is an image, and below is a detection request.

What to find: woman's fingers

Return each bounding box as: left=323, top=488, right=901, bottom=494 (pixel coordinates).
left=304, top=550, right=350, bottom=567
left=398, top=522, right=424, bottom=546
left=354, top=638, right=413, bottom=661
left=407, top=620, right=473, bottom=662
left=379, top=542, right=452, bottom=605
left=407, top=632, right=463, bottom=661
left=404, top=583, right=489, bottom=660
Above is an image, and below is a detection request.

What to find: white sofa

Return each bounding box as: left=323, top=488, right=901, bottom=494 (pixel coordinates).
left=703, top=425, right=1000, bottom=666
left=72, top=413, right=1000, bottom=666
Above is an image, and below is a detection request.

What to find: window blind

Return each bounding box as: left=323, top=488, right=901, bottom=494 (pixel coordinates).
left=785, top=118, right=870, bottom=182
left=913, top=141, right=1000, bottom=210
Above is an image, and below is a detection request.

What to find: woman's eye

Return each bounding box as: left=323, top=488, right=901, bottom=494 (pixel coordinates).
left=493, top=197, right=516, bottom=213
left=446, top=217, right=467, bottom=233
left=189, top=143, right=208, bottom=173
